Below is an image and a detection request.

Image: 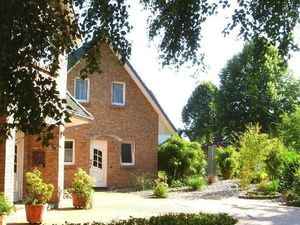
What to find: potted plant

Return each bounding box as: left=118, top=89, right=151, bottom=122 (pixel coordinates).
left=70, top=168, right=95, bottom=209
left=0, top=193, right=15, bottom=225
left=24, top=169, right=54, bottom=223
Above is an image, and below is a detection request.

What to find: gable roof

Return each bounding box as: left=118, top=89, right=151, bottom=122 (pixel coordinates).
left=67, top=44, right=177, bottom=134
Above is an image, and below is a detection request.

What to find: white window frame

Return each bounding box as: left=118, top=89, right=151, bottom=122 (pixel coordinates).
left=74, top=77, right=90, bottom=103
left=120, top=141, right=135, bottom=166
left=111, top=81, right=126, bottom=106
left=64, top=139, right=75, bottom=165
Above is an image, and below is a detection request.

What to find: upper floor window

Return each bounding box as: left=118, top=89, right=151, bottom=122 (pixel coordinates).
left=75, top=78, right=89, bottom=102
left=112, top=82, right=125, bottom=106
left=64, top=140, right=75, bottom=165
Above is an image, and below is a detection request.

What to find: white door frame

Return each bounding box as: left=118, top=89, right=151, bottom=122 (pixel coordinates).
left=14, top=131, right=24, bottom=202
left=89, top=140, right=107, bottom=187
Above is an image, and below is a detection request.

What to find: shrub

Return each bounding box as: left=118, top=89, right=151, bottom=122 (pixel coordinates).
left=157, top=170, right=167, bottom=183
left=264, top=147, right=284, bottom=180
left=0, top=193, right=16, bottom=215
left=186, top=177, right=206, bottom=191
left=153, top=182, right=168, bottom=198
left=238, top=124, right=283, bottom=189
left=257, top=180, right=279, bottom=194
left=216, top=146, right=238, bottom=179
left=170, top=179, right=186, bottom=188
left=158, top=134, right=206, bottom=181
left=25, top=169, right=54, bottom=204
left=70, top=168, right=95, bottom=209
left=63, top=213, right=238, bottom=225
left=279, top=149, right=300, bottom=193
left=250, top=172, right=268, bottom=184
left=134, top=173, right=154, bottom=191
left=279, top=107, right=300, bottom=151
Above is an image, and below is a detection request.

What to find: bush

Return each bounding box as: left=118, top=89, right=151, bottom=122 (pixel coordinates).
left=158, top=134, right=206, bottom=181
left=264, top=145, right=284, bottom=180
left=153, top=182, right=168, bottom=198
left=250, top=172, right=268, bottom=184
left=216, top=146, right=238, bottom=179
left=134, top=173, right=154, bottom=191
left=170, top=179, right=186, bottom=188
left=257, top=180, right=279, bottom=194
left=238, top=124, right=284, bottom=189
left=186, top=177, right=206, bottom=191
left=279, top=149, right=300, bottom=193
left=70, top=168, right=95, bottom=209
left=63, top=213, right=238, bottom=225
left=25, top=169, right=54, bottom=204
left=0, top=193, right=15, bottom=215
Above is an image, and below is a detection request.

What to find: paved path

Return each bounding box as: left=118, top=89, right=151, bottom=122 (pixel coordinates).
left=7, top=191, right=300, bottom=225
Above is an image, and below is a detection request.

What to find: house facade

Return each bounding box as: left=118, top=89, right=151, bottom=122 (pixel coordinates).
left=0, top=57, right=93, bottom=204
left=65, top=44, right=176, bottom=188
left=0, top=44, right=175, bottom=204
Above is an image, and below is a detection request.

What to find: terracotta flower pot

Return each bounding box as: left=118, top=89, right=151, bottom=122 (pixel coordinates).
left=72, top=193, right=87, bottom=209
left=25, top=204, right=46, bottom=223
left=0, top=215, right=6, bottom=225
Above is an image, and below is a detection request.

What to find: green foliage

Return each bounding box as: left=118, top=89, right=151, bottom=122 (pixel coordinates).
left=2, top=0, right=300, bottom=141
left=0, top=193, right=15, bottom=215
left=70, top=168, right=95, bottom=209
left=186, top=177, right=207, bottom=191
left=25, top=169, right=54, bottom=204
left=250, top=172, right=268, bottom=184
left=280, top=107, right=300, bottom=151
left=63, top=212, right=238, bottom=225
left=170, top=179, right=186, bottom=188
left=133, top=173, right=154, bottom=191
left=216, top=146, right=238, bottom=179
left=257, top=180, right=279, bottom=194
left=158, top=135, right=206, bottom=180
left=217, top=39, right=298, bottom=137
left=182, top=81, right=218, bottom=142
left=238, top=124, right=283, bottom=189
left=279, top=150, right=300, bottom=193
left=153, top=182, right=169, bottom=198
left=264, top=147, right=284, bottom=180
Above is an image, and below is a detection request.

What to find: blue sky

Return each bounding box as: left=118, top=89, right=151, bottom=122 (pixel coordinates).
left=127, top=1, right=300, bottom=130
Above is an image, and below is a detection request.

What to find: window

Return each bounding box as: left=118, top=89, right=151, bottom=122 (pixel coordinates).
left=112, top=82, right=125, bottom=106
left=121, top=142, right=134, bottom=165
left=64, top=140, right=75, bottom=165
left=74, top=78, right=89, bottom=102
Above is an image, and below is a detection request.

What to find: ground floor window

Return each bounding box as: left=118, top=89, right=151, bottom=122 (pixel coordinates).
left=64, top=140, right=75, bottom=165
left=121, top=142, right=134, bottom=166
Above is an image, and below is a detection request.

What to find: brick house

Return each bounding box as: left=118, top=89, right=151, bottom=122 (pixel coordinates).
left=65, top=44, right=176, bottom=188
left=0, top=43, right=175, bottom=204
left=0, top=57, right=93, bottom=204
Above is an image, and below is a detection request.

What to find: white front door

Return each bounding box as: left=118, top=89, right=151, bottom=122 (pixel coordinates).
left=90, top=140, right=107, bottom=187
left=13, top=140, right=24, bottom=201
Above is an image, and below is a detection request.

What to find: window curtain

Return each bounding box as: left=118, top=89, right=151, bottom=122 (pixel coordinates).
left=112, top=83, right=124, bottom=104
left=75, top=79, right=88, bottom=100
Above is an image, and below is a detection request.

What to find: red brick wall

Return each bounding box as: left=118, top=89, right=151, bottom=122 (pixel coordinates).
left=65, top=45, right=158, bottom=188
left=23, top=128, right=61, bottom=203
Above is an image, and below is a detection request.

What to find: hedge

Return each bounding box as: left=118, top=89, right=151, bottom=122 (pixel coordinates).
left=62, top=213, right=238, bottom=225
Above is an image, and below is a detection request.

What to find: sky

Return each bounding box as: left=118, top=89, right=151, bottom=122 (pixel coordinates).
left=126, top=1, right=300, bottom=130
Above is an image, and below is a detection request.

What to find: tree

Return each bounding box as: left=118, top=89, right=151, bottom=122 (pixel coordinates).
left=280, top=107, right=300, bottom=151
left=182, top=81, right=218, bottom=142
left=2, top=1, right=300, bottom=139
left=217, top=38, right=299, bottom=136
left=158, top=134, right=206, bottom=180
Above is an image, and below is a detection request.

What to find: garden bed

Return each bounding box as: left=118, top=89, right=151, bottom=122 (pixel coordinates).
left=239, top=191, right=282, bottom=200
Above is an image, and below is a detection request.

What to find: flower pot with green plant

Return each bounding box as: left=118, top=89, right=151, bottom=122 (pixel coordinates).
left=0, top=193, right=15, bottom=225
left=70, top=168, right=95, bottom=209
left=24, top=169, right=54, bottom=223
